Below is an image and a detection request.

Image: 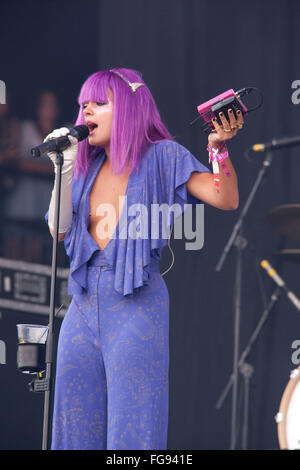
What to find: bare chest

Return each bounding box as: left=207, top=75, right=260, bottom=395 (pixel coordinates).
left=88, top=164, right=131, bottom=250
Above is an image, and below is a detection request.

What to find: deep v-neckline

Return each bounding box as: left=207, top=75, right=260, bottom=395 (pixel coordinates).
left=87, top=153, right=132, bottom=252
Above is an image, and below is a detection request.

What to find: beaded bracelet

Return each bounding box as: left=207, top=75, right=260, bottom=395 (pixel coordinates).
left=207, top=142, right=231, bottom=192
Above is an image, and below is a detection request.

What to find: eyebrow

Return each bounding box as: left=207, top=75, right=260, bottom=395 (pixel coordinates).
left=82, top=99, right=109, bottom=105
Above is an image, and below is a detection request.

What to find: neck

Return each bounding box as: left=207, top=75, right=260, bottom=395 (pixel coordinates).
left=104, top=145, right=111, bottom=164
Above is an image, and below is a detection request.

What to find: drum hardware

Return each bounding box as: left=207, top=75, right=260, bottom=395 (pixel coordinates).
left=216, top=285, right=283, bottom=449
left=273, top=249, right=300, bottom=264
left=215, top=148, right=275, bottom=450
left=239, top=362, right=254, bottom=449
left=216, top=258, right=300, bottom=449
left=259, top=259, right=300, bottom=449
left=275, top=366, right=300, bottom=449
left=268, top=204, right=300, bottom=243
left=267, top=205, right=300, bottom=449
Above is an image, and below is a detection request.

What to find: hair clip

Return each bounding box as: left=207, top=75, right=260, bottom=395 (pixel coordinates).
left=109, top=70, right=144, bottom=93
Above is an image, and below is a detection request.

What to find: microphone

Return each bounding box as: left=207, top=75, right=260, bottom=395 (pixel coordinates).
left=252, top=135, right=300, bottom=152
left=260, top=259, right=300, bottom=313
left=31, top=125, right=89, bottom=158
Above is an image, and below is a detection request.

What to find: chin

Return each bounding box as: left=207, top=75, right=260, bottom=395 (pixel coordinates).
left=88, top=136, right=101, bottom=146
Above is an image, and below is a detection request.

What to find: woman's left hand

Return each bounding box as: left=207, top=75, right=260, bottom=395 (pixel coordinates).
left=208, top=108, right=244, bottom=149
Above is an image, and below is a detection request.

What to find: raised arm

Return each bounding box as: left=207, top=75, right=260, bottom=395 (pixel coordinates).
left=45, top=127, right=78, bottom=241
left=187, top=108, right=243, bottom=210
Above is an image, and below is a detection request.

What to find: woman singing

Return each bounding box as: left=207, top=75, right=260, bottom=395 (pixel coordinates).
left=44, top=68, right=243, bottom=450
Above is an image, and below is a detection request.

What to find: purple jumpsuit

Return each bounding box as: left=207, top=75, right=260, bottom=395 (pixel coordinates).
left=45, top=140, right=210, bottom=450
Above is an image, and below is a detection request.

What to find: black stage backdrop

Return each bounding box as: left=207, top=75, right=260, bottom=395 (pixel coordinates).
left=1, top=0, right=300, bottom=450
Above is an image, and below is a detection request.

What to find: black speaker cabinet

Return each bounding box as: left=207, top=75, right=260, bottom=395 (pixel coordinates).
left=0, top=257, right=68, bottom=450
left=0, top=308, right=62, bottom=450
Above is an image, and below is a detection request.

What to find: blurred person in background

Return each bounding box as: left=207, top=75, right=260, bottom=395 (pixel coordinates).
left=1, top=90, right=63, bottom=262
left=0, top=95, right=20, bottom=208
left=0, top=97, right=20, bottom=162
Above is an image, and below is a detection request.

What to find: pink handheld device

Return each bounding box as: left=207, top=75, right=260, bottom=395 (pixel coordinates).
left=194, top=87, right=263, bottom=134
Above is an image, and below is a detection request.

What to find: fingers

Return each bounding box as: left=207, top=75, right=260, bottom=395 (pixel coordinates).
left=236, top=109, right=244, bottom=129
left=218, top=112, right=232, bottom=133
left=228, top=109, right=238, bottom=130
left=211, top=116, right=223, bottom=133
left=67, top=135, right=78, bottom=146
left=210, top=107, right=246, bottom=145
left=226, top=108, right=244, bottom=130
left=211, top=113, right=233, bottom=137
left=44, top=127, right=70, bottom=143
left=211, top=108, right=244, bottom=134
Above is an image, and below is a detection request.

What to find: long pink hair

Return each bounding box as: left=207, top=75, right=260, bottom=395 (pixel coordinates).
left=73, top=68, right=174, bottom=178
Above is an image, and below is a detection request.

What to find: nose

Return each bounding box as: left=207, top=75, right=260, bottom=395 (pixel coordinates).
left=83, top=102, right=94, bottom=116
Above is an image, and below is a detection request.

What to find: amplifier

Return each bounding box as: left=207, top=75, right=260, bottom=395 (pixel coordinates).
left=0, top=257, right=71, bottom=318
left=0, top=258, right=69, bottom=449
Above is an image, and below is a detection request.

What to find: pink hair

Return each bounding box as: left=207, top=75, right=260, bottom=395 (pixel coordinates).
left=73, top=68, right=174, bottom=179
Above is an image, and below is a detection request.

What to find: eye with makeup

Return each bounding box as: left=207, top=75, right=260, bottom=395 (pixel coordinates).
left=82, top=101, right=108, bottom=109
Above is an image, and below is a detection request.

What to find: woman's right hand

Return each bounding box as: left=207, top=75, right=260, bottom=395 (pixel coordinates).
left=43, top=127, right=78, bottom=174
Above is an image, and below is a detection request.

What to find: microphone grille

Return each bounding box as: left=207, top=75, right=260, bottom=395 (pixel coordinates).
left=70, top=125, right=89, bottom=141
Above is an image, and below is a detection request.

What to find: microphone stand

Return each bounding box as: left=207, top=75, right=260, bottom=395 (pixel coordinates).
left=215, top=286, right=282, bottom=448
left=30, top=149, right=64, bottom=450
left=215, top=150, right=274, bottom=450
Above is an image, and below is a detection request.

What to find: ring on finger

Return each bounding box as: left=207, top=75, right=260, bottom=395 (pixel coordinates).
left=238, top=124, right=243, bottom=129
left=230, top=126, right=237, bottom=130
left=223, top=128, right=232, bottom=133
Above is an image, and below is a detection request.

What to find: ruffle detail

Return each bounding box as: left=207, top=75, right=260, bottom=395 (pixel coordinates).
left=64, top=152, right=106, bottom=295
left=101, top=140, right=211, bottom=297
left=44, top=142, right=211, bottom=297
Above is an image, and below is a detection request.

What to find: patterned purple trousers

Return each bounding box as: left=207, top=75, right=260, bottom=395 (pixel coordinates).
left=51, top=249, right=170, bottom=450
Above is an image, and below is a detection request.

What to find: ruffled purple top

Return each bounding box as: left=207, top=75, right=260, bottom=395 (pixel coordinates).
left=45, top=140, right=211, bottom=297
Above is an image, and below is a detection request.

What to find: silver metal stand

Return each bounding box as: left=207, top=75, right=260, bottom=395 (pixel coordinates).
left=41, top=149, right=64, bottom=450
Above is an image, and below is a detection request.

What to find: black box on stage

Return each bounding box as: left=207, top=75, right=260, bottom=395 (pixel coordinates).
left=0, top=258, right=70, bottom=450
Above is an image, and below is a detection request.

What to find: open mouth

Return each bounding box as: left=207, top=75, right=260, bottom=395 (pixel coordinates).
left=86, top=122, right=98, bottom=135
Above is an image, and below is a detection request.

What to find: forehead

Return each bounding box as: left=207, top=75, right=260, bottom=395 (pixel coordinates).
left=79, top=75, right=114, bottom=105
left=82, top=89, right=114, bottom=105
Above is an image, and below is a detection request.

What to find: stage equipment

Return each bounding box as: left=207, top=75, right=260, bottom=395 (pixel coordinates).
left=30, top=133, right=74, bottom=450
left=260, top=259, right=300, bottom=313
left=252, top=135, right=300, bottom=153
left=216, top=258, right=300, bottom=449
left=275, top=366, right=300, bottom=449
left=273, top=249, right=300, bottom=264
left=268, top=204, right=300, bottom=244
left=0, top=258, right=69, bottom=449
left=0, top=257, right=70, bottom=317
left=31, top=125, right=88, bottom=158
left=215, top=144, right=278, bottom=450
left=17, top=324, right=49, bottom=373
left=30, top=122, right=88, bottom=449
left=191, top=87, right=263, bottom=133
left=215, top=284, right=283, bottom=450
